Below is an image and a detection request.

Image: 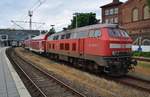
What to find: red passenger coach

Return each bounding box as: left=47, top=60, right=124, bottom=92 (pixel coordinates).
left=24, top=39, right=31, bottom=49
left=46, top=24, right=137, bottom=76
left=30, top=34, right=48, bottom=53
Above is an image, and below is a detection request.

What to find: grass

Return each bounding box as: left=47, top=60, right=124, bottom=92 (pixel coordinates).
left=133, top=61, right=150, bottom=77
left=15, top=47, right=150, bottom=97
left=138, top=61, right=150, bottom=68
left=133, top=51, right=150, bottom=58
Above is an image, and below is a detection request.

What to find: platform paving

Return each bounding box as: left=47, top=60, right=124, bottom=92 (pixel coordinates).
left=0, top=47, right=31, bottom=97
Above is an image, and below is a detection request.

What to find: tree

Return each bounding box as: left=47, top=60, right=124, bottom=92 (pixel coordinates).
left=147, top=0, right=150, bottom=9
left=68, top=12, right=99, bottom=29
left=48, top=26, right=56, bottom=35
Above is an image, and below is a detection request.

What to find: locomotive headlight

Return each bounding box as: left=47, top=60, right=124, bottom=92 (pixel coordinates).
left=112, top=51, right=120, bottom=56
left=112, top=51, right=116, bottom=56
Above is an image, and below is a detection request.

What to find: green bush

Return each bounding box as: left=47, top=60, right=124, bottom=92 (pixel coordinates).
left=133, top=51, right=150, bottom=58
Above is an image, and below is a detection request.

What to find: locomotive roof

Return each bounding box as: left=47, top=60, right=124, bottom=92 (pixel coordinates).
left=53, top=24, right=118, bottom=36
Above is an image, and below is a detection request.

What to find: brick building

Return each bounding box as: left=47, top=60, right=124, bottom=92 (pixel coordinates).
left=100, top=0, right=150, bottom=45
left=120, top=0, right=150, bottom=45
left=100, top=0, right=123, bottom=24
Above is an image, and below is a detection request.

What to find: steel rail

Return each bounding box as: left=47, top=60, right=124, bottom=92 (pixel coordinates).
left=7, top=48, right=87, bottom=97
left=114, top=75, right=150, bottom=93
left=6, top=49, right=47, bottom=97
left=133, top=57, right=150, bottom=62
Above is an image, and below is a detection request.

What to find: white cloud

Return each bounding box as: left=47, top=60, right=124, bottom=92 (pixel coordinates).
left=0, top=0, right=127, bottom=31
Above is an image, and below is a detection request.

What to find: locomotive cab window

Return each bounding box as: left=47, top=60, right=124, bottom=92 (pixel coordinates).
left=94, top=30, right=101, bottom=37
left=109, top=29, right=129, bottom=38
left=120, top=30, right=129, bottom=38
left=109, top=29, right=121, bottom=37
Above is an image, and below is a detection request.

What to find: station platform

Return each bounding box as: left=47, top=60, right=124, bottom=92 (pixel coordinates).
left=0, top=47, right=31, bottom=97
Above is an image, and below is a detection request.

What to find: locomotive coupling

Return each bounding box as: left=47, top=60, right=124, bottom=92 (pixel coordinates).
left=131, top=59, right=137, bottom=66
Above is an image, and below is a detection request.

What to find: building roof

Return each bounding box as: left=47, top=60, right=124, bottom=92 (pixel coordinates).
left=100, top=2, right=123, bottom=8
left=0, top=29, right=40, bottom=41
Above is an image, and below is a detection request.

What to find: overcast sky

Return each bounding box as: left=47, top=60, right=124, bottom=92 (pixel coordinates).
left=0, top=0, right=127, bottom=31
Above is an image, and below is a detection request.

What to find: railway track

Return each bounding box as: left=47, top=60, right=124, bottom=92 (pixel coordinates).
left=113, top=75, right=150, bottom=93
left=6, top=48, right=87, bottom=97
left=133, top=57, right=150, bottom=62
left=8, top=47, right=150, bottom=96
left=30, top=50, right=150, bottom=93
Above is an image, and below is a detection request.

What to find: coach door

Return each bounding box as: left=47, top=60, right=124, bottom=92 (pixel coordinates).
left=79, top=39, right=84, bottom=54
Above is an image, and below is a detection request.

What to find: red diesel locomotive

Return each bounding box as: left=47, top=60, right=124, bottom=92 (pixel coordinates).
left=24, top=24, right=137, bottom=76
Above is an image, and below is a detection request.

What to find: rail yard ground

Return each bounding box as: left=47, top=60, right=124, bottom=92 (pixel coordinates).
left=134, top=61, right=150, bottom=76
left=128, top=61, right=150, bottom=81
left=15, top=47, right=150, bottom=97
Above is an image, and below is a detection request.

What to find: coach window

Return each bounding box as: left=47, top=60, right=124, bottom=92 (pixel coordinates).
left=94, top=30, right=101, bottom=37
left=55, top=35, right=59, bottom=40
left=143, top=5, right=150, bottom=19
left=61, top=34, right=65, bottom=39
left=48, top=36, right=53, bottom=40
left=53, top=36, right=56, bottom=40
left=132, top=8, right=139, bottom=21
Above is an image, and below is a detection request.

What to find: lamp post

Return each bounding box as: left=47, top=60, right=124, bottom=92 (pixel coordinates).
left=51, top=25, right=55, bottom=28
left=0, top=35, right=1, bottom=47
left=28, top=10, right=33, bottom=30
left=138, top=30, right=142, bottom=51
left=73, top=13, right=79, bottom=29
left=28, top=10, right=33, bottom=50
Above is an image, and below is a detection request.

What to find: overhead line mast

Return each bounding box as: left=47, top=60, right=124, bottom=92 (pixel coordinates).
left=11, top=0, right=46, bottom=30
left=28, top=11, right=33, bottom=30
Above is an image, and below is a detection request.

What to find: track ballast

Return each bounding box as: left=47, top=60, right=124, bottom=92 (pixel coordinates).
left=6, top=48, right=87, bottom=97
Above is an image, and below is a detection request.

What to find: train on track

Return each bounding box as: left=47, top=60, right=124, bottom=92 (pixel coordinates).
left=23, top=24, right=137, bottom=77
